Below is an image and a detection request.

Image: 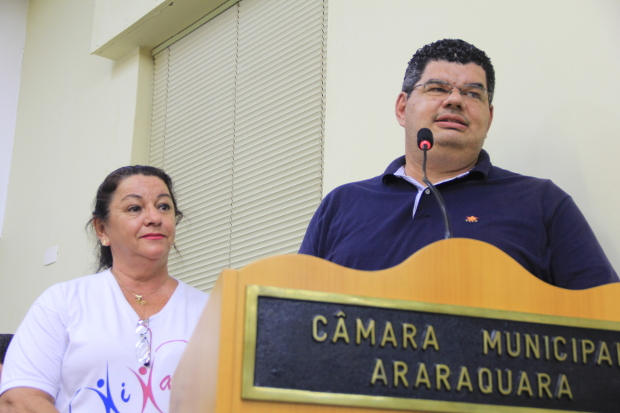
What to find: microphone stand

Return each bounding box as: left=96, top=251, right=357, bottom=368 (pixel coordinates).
left=421, top=149, right=453, bottom=239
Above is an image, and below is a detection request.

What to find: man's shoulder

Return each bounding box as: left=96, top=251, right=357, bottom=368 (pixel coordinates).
left=476, top=151, right=560, bottom=187
left=327, top=175, right=385, bottom=196
left=488, top=164, right=561, bottom=187
left=483, top=164, right=572, bottom=212
left=324, top=156, right=407, bottom=201
left=321, top=175, right=402, bottom=213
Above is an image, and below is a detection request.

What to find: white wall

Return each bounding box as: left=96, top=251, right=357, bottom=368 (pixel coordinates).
left=324, top=0, right=620, bottom=270
left=0, top=0, right=28, bottom=238
left=0, top=0, right=151, bottom=332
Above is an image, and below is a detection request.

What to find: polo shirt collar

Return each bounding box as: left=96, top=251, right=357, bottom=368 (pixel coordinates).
left=381, top=149, right=491, bottom=184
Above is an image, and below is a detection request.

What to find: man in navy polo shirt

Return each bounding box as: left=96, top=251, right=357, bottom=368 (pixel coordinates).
left=299, top=39, right=618, bottom=289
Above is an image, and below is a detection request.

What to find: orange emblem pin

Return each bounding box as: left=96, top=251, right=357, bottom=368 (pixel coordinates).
left=465, top=216, right=478, bottom=223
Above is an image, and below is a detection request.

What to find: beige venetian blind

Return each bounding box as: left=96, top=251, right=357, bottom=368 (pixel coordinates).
left=149, top=0, right=326, bottom=292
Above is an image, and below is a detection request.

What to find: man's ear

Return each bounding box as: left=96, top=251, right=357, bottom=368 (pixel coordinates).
left=487, top=104, right=494, bottom=132
left=395, top=91, right=408, bottom=127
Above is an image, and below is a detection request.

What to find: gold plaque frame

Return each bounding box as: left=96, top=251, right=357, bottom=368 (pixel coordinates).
left=242, top=284, right=616, bottom=413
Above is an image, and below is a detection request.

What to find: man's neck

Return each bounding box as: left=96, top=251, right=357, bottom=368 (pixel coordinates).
left=404, top=150, right=478, bottom=184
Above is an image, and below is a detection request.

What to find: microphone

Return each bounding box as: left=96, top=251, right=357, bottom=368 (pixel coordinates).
left=417, top=128, right=453, bottom=239
left=417, top=127, right=433, bottom=150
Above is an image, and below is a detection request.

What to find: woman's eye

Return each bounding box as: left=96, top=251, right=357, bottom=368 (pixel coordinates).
left=158, top=203, right=171, bottom=211
left=127, top=205, right=141, bottom=212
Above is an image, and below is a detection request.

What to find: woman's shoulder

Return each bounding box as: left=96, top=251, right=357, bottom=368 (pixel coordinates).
left=48, top=269, right=111, bottom=291
left=36, top=270, right=114, bottom=306
left=175, top=280, right=209, bottom=306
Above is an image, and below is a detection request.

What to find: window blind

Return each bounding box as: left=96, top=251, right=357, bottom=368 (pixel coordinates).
left=149, top=0, right=326, bottom=292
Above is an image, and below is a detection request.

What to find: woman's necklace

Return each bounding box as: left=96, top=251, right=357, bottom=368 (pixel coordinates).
left=112, top=269, right=170, bottom=306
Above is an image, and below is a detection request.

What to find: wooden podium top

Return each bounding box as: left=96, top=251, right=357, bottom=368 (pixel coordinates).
left=171, top=238, right=620, bottom=413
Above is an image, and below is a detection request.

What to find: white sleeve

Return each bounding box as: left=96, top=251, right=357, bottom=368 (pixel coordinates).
left=0, top=285, right=68, bottom=399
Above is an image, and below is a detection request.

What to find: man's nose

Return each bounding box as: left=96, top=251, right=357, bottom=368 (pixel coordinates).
left=442, top=88, right=464, bottom=108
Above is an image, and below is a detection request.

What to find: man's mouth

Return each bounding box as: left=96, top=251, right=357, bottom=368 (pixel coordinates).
left=435, top=114, right=468, bottom=129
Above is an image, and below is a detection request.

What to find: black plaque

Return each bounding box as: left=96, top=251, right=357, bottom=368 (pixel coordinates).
left=242, top=286, right=620, bottom=412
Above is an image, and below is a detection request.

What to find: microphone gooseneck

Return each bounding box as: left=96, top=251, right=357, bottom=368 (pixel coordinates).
left=416, top=128, right=453, bottom=239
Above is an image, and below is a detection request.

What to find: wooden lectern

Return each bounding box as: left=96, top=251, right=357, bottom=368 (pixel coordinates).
left=171, top=238, right=620, bottom=413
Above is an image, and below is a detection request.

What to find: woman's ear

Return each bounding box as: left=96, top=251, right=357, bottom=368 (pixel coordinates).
left=93, top=218, right=107, bottom=243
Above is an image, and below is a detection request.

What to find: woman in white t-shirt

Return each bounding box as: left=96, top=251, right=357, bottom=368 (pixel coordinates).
left=0, top=166, right=209, bottom=413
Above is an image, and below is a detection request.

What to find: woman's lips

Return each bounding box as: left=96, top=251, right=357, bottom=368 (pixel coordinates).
left=141, top=234, right=165, bottom=240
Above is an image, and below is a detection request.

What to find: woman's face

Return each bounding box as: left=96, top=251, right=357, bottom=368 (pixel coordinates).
left=95, top=175, right=177, bottom=268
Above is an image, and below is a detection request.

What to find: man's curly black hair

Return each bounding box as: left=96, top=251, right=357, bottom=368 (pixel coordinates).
left=402, top=39, right=495, bottom=103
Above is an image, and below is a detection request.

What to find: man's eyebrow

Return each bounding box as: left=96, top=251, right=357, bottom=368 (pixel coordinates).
left=426, top=79, right=486, bottom=88
left=120, top=193, right=171, bottom=201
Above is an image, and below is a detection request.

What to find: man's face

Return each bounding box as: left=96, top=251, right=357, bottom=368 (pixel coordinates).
left=396, top=60, right=494, bottom=159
